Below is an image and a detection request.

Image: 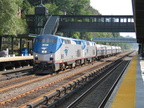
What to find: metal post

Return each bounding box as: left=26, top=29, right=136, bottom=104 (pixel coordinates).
left=0, top=37, right=2, bottom=49
left=142, top=43, right=144, bottom=57
left=138, top=44, right=141, bottom=54
left=32, top=39, right=34, bottom=55
left=119, top=17, right=120, bottom=26
left=27, top=41, right=30, bottom=55
left=20, top=38, right=22, bottom=55
left=11, top=37, right=14, bottom=54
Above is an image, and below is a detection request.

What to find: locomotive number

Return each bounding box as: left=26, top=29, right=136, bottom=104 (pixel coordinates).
left=42, top=44, right=49, bottom=46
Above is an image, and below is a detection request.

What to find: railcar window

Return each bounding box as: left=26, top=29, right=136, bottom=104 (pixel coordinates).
left=64, top=40, right=71, bottom=44
left=86, top=42, right=90, bottom=46
left=64, top=40, right=68, bottom=44
left=68, top=40, right=71, bottom=44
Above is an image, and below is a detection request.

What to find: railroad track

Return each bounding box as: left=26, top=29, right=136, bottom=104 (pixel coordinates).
left=0, top=66, right=33, bottom=81
left=0, top=51, right=133, bottom=108
left=65, top=57, right=131, bottom=108
left=0, top=61, right=107, bottom=107
left=46, top=52, right=135, bottom=108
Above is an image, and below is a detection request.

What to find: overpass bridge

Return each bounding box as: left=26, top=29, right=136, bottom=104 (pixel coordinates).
left=58, top=15, right=134, bottom=32
left=26, top=15, right=134, bottom=34
left=92, top=37, right=137, bottom=43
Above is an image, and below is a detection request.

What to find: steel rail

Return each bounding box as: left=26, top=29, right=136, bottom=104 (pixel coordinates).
left=19, top=52, right=133, bottom=108
left=0, top=74, right=51, bottom=93
left=97, top=60, right=131, bottom=108
left=0, top=51, right=133, bottom=107
left=18, top=63, right=109, bottom=108
left=19, top=68, right=104, bottom=108
left=0, top=60, right=106, bottom=105
left=0, top=66, right=32, bottom=74
left=66, top=60, right=129, bottom=108
left=0, top=68, right=33, bottom=81
left=0, top=74, right=35, bottom=87
left=22, top=58, right=124, bottom=108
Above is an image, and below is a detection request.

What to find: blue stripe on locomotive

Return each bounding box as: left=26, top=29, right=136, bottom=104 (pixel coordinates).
left=73, top=40, right=86, bottom=50
left=33, top=35, right=64, bottom=54
left=81, top=41, right=86, bottom=50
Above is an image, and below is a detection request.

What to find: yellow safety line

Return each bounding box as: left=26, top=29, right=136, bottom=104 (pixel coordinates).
left=111, top=55, right=137, bottom=108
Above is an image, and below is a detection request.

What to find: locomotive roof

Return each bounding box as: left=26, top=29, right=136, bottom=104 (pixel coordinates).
left=36, top=34, right=96, bottom=43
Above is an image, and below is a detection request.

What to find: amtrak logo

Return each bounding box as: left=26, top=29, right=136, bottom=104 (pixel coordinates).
left=64, top=49, right=68, bottom=56
left=81, top=42, right=86, bottom=50
left=41, top=47, right=47, bottom=50
left=86, top=48, right=88, bottom=53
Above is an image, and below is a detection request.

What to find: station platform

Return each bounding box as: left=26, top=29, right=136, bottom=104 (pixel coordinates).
left=0, top=56, right=33, bottom=72
left=105, top=54, right=144, bottom=108
left=0, top=56, right=33, bottom=62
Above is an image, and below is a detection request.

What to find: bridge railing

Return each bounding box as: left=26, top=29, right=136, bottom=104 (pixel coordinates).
left=92, top=37, right=137, bottom=43
left=59, top=15, right=134, bottom=23
left=26, top=15, right=135, bottom=33
left=58, top=15, right=135, bottom=32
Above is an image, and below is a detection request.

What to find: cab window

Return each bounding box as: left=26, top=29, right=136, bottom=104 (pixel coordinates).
left=35, top=38, right=57, bottom=43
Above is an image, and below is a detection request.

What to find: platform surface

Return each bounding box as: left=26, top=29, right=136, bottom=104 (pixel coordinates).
left=0, top=56, right=33, bottom=62
left=105, top=54, right=144, bottom=108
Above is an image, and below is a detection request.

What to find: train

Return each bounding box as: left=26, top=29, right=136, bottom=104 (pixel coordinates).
left=33, top=34, right=121, bottom=74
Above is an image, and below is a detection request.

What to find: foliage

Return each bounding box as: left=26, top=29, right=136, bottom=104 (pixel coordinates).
left=44, top=3, right=62, bottom=15
left=21, top=0, right=34, bottom=18
left=0, top=0, right=132, bottom=50
left=0, top=0, right=27, bottom=36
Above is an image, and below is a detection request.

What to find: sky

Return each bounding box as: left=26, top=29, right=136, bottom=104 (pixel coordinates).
left=90, top=0, right=136, bottom=38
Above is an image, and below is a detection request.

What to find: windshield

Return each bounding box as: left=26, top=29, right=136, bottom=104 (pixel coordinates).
left=35, top=38, right=57, bottom=43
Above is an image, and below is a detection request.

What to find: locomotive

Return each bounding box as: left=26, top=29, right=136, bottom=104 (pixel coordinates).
left=33, top=34, right=121, bottom=74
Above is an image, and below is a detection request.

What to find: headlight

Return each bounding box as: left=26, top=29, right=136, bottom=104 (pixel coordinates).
left=35, top=54, right=38, bottom=57
left=42, top=50, right=47, bottom=53
left=42, top=50, right=44, bottom=53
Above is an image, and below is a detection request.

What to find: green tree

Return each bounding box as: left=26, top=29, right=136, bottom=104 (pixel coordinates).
left=0, top=0, right=27, bottom=36
left=44, top=3, right=62, bottom=15
left=21, top=0, right=33, bottom=18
